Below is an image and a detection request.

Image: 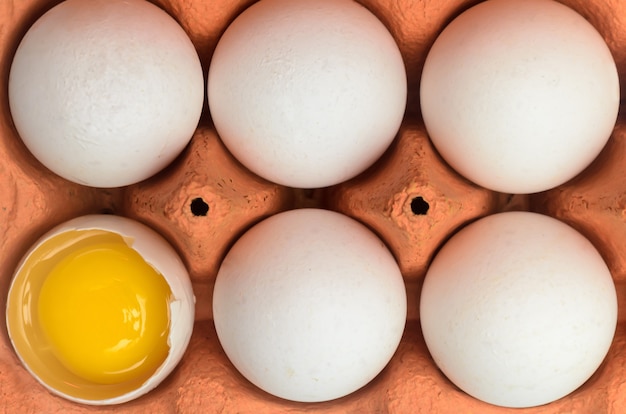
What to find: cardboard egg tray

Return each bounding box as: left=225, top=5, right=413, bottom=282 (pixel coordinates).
left=1, top=0, right=625, bottom=412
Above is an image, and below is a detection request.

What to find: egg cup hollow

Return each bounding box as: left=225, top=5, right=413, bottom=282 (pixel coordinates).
left=5, top=214, right=196, bottom=405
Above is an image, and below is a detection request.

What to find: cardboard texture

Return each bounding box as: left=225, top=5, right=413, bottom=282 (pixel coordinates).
left=0, top=0, right=625, bottom=412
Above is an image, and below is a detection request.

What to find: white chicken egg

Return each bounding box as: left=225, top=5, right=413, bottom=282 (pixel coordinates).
left=212, top=209, right=407, bottom=402
left=5, top=215, right=196, bottom=405
left=8, top=0, right=204, bottom=188
left=207, top=0, right=407, bottom=189
left=420, top=0, right=620, bottom=194
left=420, top=211, right=617, bottom=408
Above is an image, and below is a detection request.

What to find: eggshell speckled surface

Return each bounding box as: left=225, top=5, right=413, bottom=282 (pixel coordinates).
left=1, top=0, right=626, bottom=412
left=420, top=0, right=620, bottom=194
left=213, top=208, right=407, bottom=403
left=420, top=211, right=617, bottom=408
left=8, top=0, right=204, bottom=188
left=207, top=0, right=407, bottom=188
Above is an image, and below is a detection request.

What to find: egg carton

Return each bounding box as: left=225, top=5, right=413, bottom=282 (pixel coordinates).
left=1, top=0, right=625, bottom=412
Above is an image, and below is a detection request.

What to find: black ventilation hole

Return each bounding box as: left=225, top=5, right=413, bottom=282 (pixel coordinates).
left=190, top=197, right=209, bottom=216
left=410, top=196, right=429, bottom=215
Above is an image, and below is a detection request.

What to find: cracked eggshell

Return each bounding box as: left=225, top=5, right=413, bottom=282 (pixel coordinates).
left=6, top=214, right=195, bottom=405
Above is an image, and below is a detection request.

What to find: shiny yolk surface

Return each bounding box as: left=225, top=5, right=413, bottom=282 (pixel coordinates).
left=37, top=242, right=171, bottom=385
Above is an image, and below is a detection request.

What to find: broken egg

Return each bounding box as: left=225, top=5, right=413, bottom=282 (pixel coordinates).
left=6, top=215, right=195, bottom=405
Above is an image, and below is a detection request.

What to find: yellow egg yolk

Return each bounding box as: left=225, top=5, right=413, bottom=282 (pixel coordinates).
left=37, top=242, right=171, bottom=385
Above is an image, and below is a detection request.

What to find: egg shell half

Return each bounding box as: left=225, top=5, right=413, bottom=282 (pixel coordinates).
left=6, top=214, right=196, bottom=405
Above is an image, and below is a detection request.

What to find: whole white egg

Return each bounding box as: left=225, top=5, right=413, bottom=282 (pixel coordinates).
left=420, top=0, right=620, bottom=194
left=207, top=0, right=407, bottom=189
left=8, top=0, right=204, bottom=188
left=420, top=211, right=617, bottom=408
left=213, top=209, right=407, bottom=402
left=6, top=215, right=195, bottom=405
